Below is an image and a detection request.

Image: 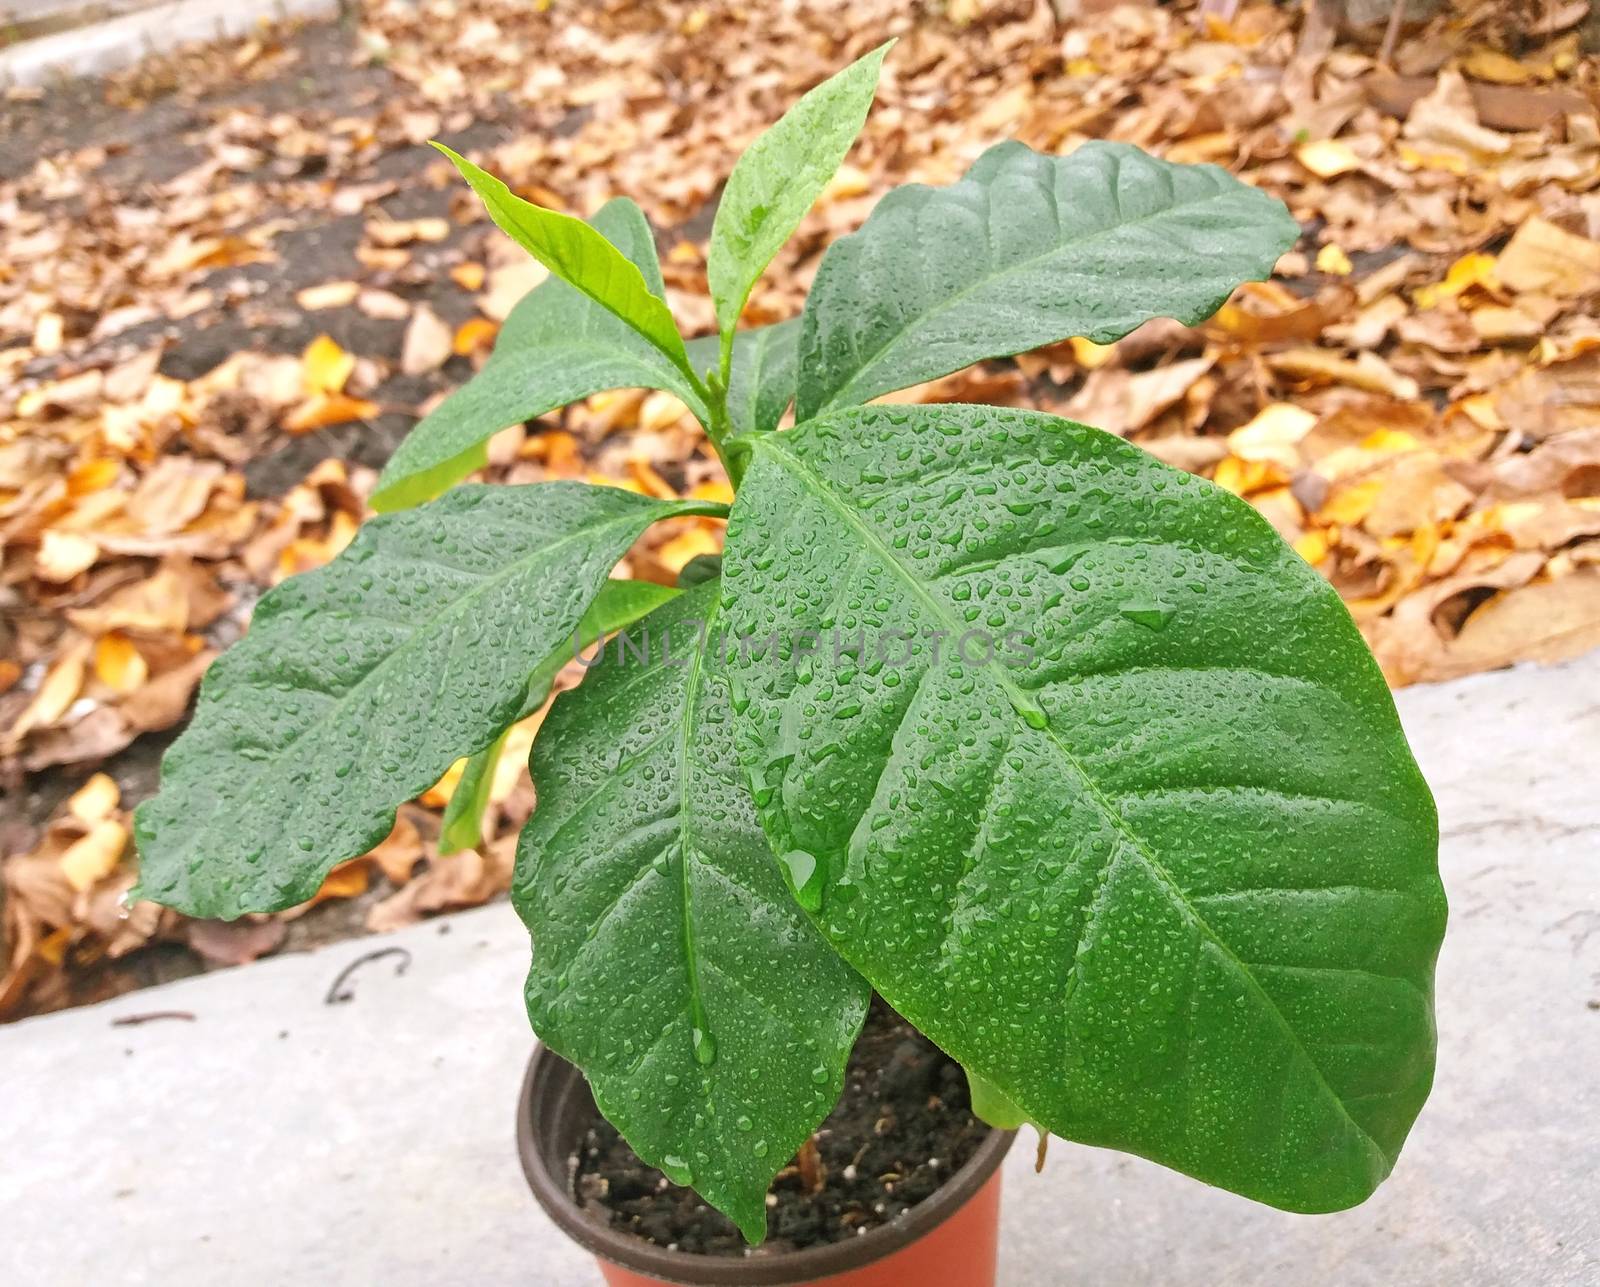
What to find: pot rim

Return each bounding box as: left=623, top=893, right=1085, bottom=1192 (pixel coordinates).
left=516, top=1042, right=1016, bottom=1286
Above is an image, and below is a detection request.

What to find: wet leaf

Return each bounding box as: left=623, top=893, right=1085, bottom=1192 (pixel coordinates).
left=515, top=583, right=869, bottom=1241
left=132, top=484, right=720, bottom=917
left=722, top=404, right=1442, bottom=1212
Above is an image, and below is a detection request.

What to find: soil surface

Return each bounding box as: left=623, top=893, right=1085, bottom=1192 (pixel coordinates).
left=571, top=997, right=992, bottom=1258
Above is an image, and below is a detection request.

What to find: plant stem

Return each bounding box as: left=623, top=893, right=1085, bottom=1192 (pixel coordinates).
left=795, top=1136, right=825, bottom=1193
left=687, top=357, right=744, bottom=492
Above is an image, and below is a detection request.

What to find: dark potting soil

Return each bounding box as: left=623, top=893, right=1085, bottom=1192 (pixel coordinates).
left=570, top=997, right=991, bottom=1257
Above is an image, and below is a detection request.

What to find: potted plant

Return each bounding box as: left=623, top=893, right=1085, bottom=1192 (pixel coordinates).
left=133, top=42, right=1445, bottom=1287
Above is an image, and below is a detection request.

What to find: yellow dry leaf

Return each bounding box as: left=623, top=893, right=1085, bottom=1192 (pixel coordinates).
left=1294, top=528, right=1333, bottom=565
left=68, top=772, right=120, bottom=823
left=284, top=392, right=380, bottom=434
left=1316, top=244, right=1353, bottom=276
left=1295, top=138, right=1361, bottom=179
left=295, top=281, right=361, bottom=310
left=10, top=641, right=88, bottom=738
left=311, top=859, right=370, bottom=903
left=820, top=163, right=872, bottom=203
left=587, top=471, right=648, bottom=495
left=653, top=526, right=721, bottom=576
left=689, top=480, right=735, bottom=507
left=59, top=819, right=128, bottom=893
left=1495, top=217, right=1600, bottom=298
left=93, top=632, right=148, bottom=694
left=492, top=715, right=544, bottom=803
left=1069, top=336, right=1115, bottom=369
left=67, top=457, right=121, bottom=497
left=35, top=530, right=100, bottom=583
left=33, top=310, right=64, bottom=355
left=367, top=216, right=450, bottom=246
left=422, top=757, right=466, bottom=808
left=1267, top=349, right=1420, bottom=400
left=1359, top=428, right=1423, bottom=455
left=1318, top=479, right=1385, bottom=526
left=302, top=334, right=355, bottom=396
left=639, top=391, right=694, bottom=433
left=626, top=458, right=678, bottom=500
left=1213, top=456, right=1285, bottom=497
left=453, top=317, right=499, bottom=355
left=451, top=262, right=486, bottom=291
left=1228, top=403, right=1317, bottom=469
left=1413, top=253, right=1498, bottom=309
left=1462, top=48, right=1535, bottom=86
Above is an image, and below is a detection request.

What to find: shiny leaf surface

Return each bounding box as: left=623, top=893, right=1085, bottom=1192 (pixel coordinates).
left=796, top=141, right=1300, bottom=418
left=515, top=583, right=869, bottom=1240
left=720, top=404, right=1443, bottom=1212
left=707, top=43, right=889, bottom=335
left=134, top=484, right=716, bottom=916
left=373, top=200, right=704, bottom=512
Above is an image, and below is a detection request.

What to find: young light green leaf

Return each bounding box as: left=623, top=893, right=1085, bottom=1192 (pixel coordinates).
left=439, top=727, right=509, bottom=857
left=373, top=199, right=707, bottom=513
left=686, top=318, right=800, bottom=436
left=795, top=141, right=1300, bottom=419
left=434, top=143, right=692, bottom=376
left=438, top=579, right=680, bottom=854
left=515, top=583, right=869, bottom=1242
left=721, top=404, right=1443, bottom=1214
left=707, top=42, right=890, bottom=337
left=133, top=484, right=721, bottom=918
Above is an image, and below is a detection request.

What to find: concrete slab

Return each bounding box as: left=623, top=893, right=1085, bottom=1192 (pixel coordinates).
left=2, top=653, right=1596, bottom=1286
left=0, top=0, right=337, bottom=88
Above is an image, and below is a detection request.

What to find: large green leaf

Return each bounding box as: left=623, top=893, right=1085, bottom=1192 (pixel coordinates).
left=438, top=579, right=680, bottom=855
left=133, top=484, right=720, bottom=918
left=435, top=144, right=692, bottom=375
left=719, top=404, right=1443, bottom=1213
left=687, top=318, right=799, bottom=436
left=795, top=141, right=1300, bottom=419
left=707, top=42, right=890, bottom=336
left=514, top=582, right=869, bottom=1242
left=372, top=200, right=706, bottom=513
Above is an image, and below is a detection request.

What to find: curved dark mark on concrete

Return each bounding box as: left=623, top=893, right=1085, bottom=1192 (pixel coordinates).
left=111, top=1009, right=196, bottom=1026
left=324, top=946, right=412, bottom=1005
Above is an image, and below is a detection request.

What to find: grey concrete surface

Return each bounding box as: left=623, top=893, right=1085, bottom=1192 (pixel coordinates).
left=2, top=653, right=1597, bottom=1286
left=0, top=0, right=337, bottom=87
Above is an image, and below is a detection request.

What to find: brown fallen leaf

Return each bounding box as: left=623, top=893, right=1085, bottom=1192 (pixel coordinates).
left=401, top=304, right=454, bottom=376
left=185, top=918, right=288, bottom=966
left=1495, top=217, right=1600, bottom=298
left=295, top=281, right=361, bottom=311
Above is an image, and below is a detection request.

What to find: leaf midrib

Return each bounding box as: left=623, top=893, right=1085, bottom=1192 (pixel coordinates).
left=810, top=164, right=1267, bottom=414
left=751, top=435, right=1389, bottom=1166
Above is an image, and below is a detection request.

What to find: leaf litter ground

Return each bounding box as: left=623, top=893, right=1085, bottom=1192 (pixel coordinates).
left=3, top=0, right=1598, bottom=1019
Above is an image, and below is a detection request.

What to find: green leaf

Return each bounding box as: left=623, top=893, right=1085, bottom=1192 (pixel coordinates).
left=795, top=141, right=1300, bottom=419
left=515, top=582, right=869, bottom=1242
left=438, top=580, right=680, bottom=855
left=372, top=199, right=706, bottom=513
left=434, top=144, right=692, bottom=376
left=707, top=43, right=890, bottom=336
left=686, top=318, right=800, bottom=435
left=439, top=727, right=510, bottom=857
left=720, top=404, right=1443, bottom=1213
left=966, top=1069, right=1030, bottom=1131
left=133, top=484, right=720, bottom=918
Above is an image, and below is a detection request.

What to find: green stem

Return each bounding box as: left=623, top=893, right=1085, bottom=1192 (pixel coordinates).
left=687, top=349, right=743, bottom=492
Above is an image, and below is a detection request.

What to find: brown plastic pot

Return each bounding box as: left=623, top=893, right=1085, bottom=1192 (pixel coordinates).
left=517, top=1044, right=1016, bottom=1287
